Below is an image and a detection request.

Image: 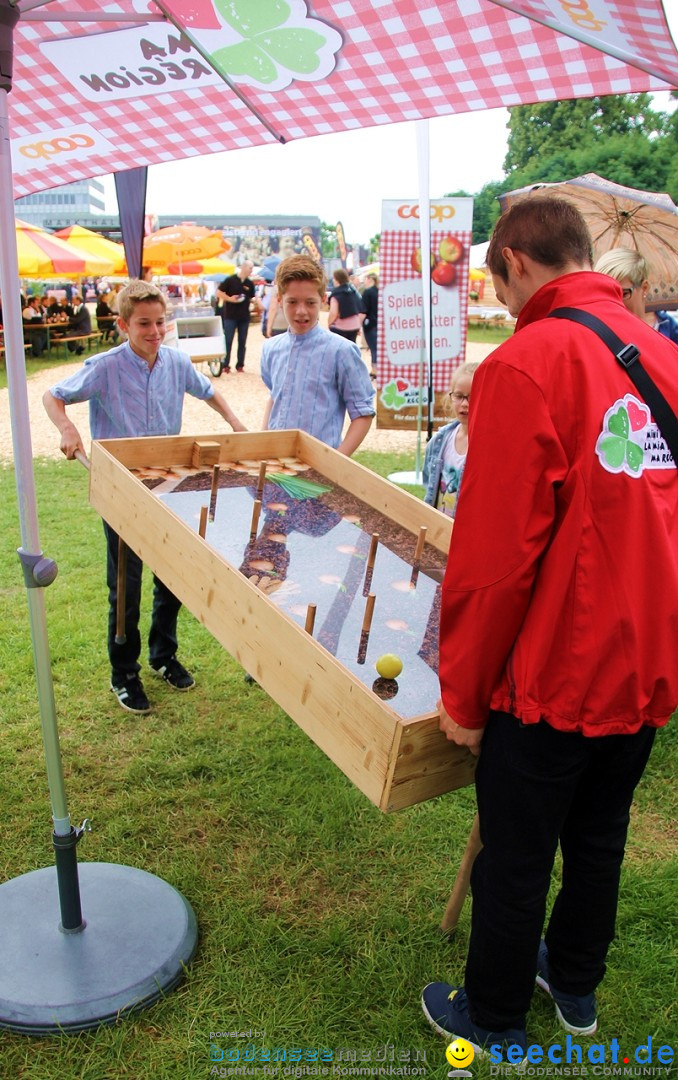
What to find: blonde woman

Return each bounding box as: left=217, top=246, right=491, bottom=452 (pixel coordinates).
left=594, top=248, right=678, bottom=343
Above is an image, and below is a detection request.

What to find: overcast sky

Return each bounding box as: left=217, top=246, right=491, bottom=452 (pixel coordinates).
left=100, top=90, right=676, bottom=245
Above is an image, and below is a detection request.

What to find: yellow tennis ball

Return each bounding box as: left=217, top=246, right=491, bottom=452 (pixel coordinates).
left=375, top=653, right=403, bottom=679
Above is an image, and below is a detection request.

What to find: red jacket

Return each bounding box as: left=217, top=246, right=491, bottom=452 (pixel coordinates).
left=439, top=272, right=678, bottom=736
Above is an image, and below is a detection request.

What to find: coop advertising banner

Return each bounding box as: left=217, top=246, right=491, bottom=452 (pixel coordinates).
left=377, top=198, right=473, bottom=431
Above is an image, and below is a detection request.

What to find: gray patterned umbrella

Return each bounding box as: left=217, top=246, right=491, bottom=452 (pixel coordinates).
left=500, top=173, right=678, bottom=310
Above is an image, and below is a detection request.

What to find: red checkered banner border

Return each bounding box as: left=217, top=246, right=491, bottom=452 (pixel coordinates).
left=8, top=0, right=677, bottom=198
left=378, top=206, right=473, bottom=394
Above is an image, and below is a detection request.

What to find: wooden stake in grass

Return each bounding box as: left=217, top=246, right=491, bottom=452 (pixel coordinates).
left=115, top=537, right=127, bottom=644
left=410, top=525, right=427, bottom=588
left=249, top=498, right=262, bottom=542
left=256, top=460, right=267, bottom=500
left=304, top=603, right=317, bottom=636
left=208, top=464, right=220, bottom=521
left=199, top=505, right=208, bottom=539
left=363, top=532, right=379, bottom=596
left=357, top=592, right=376, bottom=664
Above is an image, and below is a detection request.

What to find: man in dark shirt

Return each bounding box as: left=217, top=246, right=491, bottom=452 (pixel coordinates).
left=361, top=273, right=379, bottom=377
left=67, top=294, right=92, bottom=355
left=216, top=260, right=257, bottom=374
left=22, top=295, right=47, bottom=357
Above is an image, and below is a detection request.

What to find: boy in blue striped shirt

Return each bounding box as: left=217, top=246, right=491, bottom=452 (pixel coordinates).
left=260, top=256, right=375, bottom=455
left=43, top=281, right=246, bottom=715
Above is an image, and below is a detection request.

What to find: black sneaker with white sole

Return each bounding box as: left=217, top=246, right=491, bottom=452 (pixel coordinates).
left=536, top=941, right=598, bottom=1036
left=110, top=674, right=151, bottom=714
left=151, top=657, right=195, bottom=690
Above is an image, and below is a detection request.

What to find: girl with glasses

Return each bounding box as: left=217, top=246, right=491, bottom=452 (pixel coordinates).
left=423, top=360, right=481, bottom=516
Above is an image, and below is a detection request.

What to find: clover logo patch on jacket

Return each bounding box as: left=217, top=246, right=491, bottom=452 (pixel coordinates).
left=596, top=393, right=674, bottom=476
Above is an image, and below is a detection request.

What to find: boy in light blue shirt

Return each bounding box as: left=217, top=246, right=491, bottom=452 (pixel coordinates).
left=43, top=280, right=246, bottom=715
left=260, top=255, right=374, bottom=455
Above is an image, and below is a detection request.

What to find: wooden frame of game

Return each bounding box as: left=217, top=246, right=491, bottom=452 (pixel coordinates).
left=88, top=431, right=476, bottom=813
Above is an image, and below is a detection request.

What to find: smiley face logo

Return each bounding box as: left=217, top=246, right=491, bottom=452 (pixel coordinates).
left=446, top=1039, right=475, bottom=1070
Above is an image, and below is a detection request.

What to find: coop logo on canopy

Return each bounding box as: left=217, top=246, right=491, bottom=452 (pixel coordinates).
left=12, top=125, right=115, bottom=175
left=542, top=0, right=636, bottom=50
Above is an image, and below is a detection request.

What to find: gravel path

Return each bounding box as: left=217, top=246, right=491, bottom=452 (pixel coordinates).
left=0, top=321, right=495, bottom=462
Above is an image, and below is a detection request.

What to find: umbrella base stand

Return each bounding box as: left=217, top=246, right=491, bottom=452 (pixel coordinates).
left=388, top=470, right=423, bottom=485
left=0, top=862, right=197, bottom=1034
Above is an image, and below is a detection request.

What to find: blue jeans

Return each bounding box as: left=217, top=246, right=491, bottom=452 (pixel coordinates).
left=104, top=522, right=181, bottom=682
left=465, top=711, right=656, bottom=1031
left=222, top=317, right=249, bottom=369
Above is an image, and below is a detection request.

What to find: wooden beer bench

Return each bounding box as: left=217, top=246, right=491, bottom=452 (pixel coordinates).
left=49, top=331, right=103, bottom=357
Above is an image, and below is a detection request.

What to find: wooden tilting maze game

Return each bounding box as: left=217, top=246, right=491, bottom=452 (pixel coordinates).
left=89, top=431, right=476, bottom=811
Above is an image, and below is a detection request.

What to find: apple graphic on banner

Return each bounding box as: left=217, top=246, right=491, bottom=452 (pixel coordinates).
left=432, top=261, right=457, bottom=286
left=411, top=248, right=435, bottom=274
left=439, top=235, right=464, bottom=263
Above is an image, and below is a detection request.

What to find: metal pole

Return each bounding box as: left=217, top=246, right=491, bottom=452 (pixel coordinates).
left=416, top=118, right=433, bottom=475
left=0, top=79, right=83, bottom=929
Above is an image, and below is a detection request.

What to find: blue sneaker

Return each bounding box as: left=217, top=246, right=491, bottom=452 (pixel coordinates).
left=536, top=941, right=597, bottom=1035
left=421, top=983, right=527, bottom=1061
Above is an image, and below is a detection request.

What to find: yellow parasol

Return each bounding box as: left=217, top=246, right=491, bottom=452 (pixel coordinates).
left=143, top=224, right=231, bottom=273
left=15, top=219, right=116, bottom=278
left=54, top=225, right=127, bottom=274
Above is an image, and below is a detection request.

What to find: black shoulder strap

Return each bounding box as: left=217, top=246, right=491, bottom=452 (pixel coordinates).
left=549, top=307, right=678, bottom=468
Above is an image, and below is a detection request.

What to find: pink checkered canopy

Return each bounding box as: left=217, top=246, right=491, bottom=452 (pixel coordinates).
left=8, top=0, right=678, bottom=198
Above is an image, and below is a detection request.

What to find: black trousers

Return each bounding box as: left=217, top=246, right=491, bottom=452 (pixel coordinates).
left=329, top=326, right=359, bottom=342
left=222, top=317, right=249, bottom=369
left=364, top=323, right=378, bottom=369
left=104, top=522, right=181, bottom=682
left=465, top=711, right=656, bottom=1031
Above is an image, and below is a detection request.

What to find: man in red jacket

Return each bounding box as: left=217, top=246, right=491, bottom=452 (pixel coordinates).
left=421, top=198, right=677, bottom=1059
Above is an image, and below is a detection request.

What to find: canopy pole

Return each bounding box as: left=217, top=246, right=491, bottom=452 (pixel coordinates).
left=388, top=120, right=432, bottom=487
left=415, top=119, right=435, bottom=445
left=0, top=21, right=197, bottom=1031
left=2, top=68, right=85, bottom=938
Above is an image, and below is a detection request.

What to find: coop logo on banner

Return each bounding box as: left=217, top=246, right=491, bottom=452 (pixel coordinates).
left=542, top=0, right=634, bottom=47
left=41, top=5, right=342, bottom=102
left=12, top=125, right=115, bottom=176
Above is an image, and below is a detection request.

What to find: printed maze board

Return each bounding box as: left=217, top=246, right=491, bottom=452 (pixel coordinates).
left=89, top=431, right=476, bottom=811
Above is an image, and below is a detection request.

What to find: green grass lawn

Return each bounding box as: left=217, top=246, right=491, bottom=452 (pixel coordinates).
left=0, top=458, right=674, bottom=1079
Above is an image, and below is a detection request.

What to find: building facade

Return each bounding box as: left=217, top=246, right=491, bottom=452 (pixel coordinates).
left=15, top=180, right=106, bottom=226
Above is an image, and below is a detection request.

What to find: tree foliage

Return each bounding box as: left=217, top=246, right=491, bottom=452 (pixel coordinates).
left=320, top=222, right=338, bottom=258
left=444, top=93, right=677, bottom=244
left=503, top=94, right=666, bottom=172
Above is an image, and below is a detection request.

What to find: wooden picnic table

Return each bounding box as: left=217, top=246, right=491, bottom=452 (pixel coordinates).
left=95, top=315, right=118, bottom=341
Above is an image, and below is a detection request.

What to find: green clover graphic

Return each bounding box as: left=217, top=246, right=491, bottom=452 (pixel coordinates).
left=607, top=406, right=629, bottom=440
left=212, top=0, right=327, bottom=82
left=382, top=384, right=406, bottom=409
left=597, top=405, right=643, bottom=474
left=216, top=0, right=291, bottom=38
